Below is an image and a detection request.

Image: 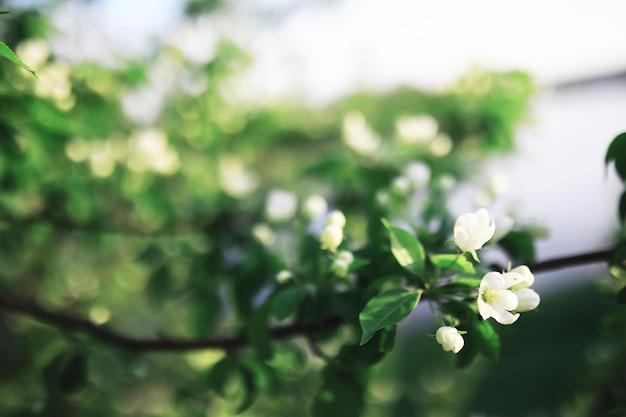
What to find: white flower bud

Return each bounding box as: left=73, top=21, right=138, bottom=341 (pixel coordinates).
left=276, top=270, right=293, bottom=284
left=435, top=326, right=464, bottom=353
left=252, top=223, right=275, bottom=246
left=320, top=224, right=343, bottom=252
left=453, top=208, right=496, bottom=261
left=336, top=250, right=354, bottom=264
left=326, top=210, right=346, bottom=228
left=331, top=259, right=350, bottom=277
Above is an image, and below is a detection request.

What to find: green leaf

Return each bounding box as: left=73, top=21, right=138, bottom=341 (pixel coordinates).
left=43, top=352, right=88, bottom=396
left=0, top=40, right=36, bottom=76
left=431, top=253, right=475, bottom=274
left=236, top=365, right=259, bottom=414
left=378, top=325, right=396, bottom=353
left=0, top=10, right=10, bottom=14
left=359, top=288, right=422, bottom=345
left=382, top=219, right=426, bottom=277
left=498, top=230, right=536, bottom=264
left=609, top=242, right=626, bottom=279
left=450, top=276, right=482, bottom=288
left=206, top=356, right=237, bottom=396
left=271, top=287, right=307, bottom=321
left=146, top=264, right=172, bottom=305
left=247, top=301, right=272, bottom=360
left=605, top=132, right=626, bottom=181
left=312, top=366, right=364, bottom=417
left=332, top=291, right=366, bottom=326
left=472, top=319, right=500, bottom=362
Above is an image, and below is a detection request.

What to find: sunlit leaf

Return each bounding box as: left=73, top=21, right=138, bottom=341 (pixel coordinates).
left=359, top=288, right=421, bottom=345
left=431, top=253, right=475, bottom=274
left=382, top=219, right=425, bottom=278
left=0, top=41, right=36, bottom=76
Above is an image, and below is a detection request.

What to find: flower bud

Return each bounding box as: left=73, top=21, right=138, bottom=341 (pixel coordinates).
left=331, top=259, right=350, bottom=277
left=320, top=224, right=343, bottom=252
left=453, top=208, right=495, bottom=261
left=435, top=326, right=464, bottom=353
left=326, top=210, right=347, bottom=228
left=276, top=270, right=293, bottom=284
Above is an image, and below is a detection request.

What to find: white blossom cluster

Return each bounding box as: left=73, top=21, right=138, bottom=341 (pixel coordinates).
left=436, top=208, right=540, bottom=354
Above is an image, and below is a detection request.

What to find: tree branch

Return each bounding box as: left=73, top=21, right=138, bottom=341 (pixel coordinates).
left=0, top=248, right=616, bottom=353
left=0, top=296, right=341, bottom=353
left=529, top=248, right=613, bottom=273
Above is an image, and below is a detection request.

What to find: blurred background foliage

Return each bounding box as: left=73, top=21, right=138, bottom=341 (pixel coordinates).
left=0, top=2, right=625, bottom=417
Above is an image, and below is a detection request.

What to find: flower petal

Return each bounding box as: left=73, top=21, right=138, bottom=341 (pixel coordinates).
left=492, top=289, right=518, bottom=311
left=492, top=309, right=520, bottom=325
left=514, top=288, right=540, bottom=312
left=480, top=272, right=506, bottom=291
left=477, top=296, right=494, bottom=320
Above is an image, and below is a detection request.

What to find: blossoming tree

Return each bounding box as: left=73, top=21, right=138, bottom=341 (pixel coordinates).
left=0, top=6, right=625, bottom=417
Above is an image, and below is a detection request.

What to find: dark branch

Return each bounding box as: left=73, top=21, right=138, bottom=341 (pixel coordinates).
left=529, top=248, right=613, bottom=273
left=0, top=248, right=615, bottom=353
left=0, top=296, right=341, bottom=353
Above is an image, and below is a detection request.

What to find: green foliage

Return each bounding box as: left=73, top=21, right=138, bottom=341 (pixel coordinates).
left=43, top=351, right=89, bottom=397
left=1, top=4, right=620, bottom=416
left=498, top=230, right=536, bottom=265
left=382, top=219, right=426, bottom=280
left=359, top=289, right=422, bottom=345
left=430, top=253, right=475, bottom=274
left=0, top=40, right=35, bottom=76
left=606, top=132, right=626, bottom=181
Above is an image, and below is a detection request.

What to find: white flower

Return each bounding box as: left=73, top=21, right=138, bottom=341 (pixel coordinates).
left=302, top=194, right=328, bottom=220
left=477, top=272, right=520, bottom=325
left=331, top=251, right=354, bottom=277
left=320, top=224, right=343, bottom=252
left=453, top=208, right=496, bottom=261
left=395, top=115, right=438, bottom=144
left=435, top=326, right=464, bottom=353
left=404, top=161, right=431, bottom=188
left=508, top=265, right=540, bottom=313
left=265, top=189, right=297, bottom=223
left=342, top=112, right=381, bottom=155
